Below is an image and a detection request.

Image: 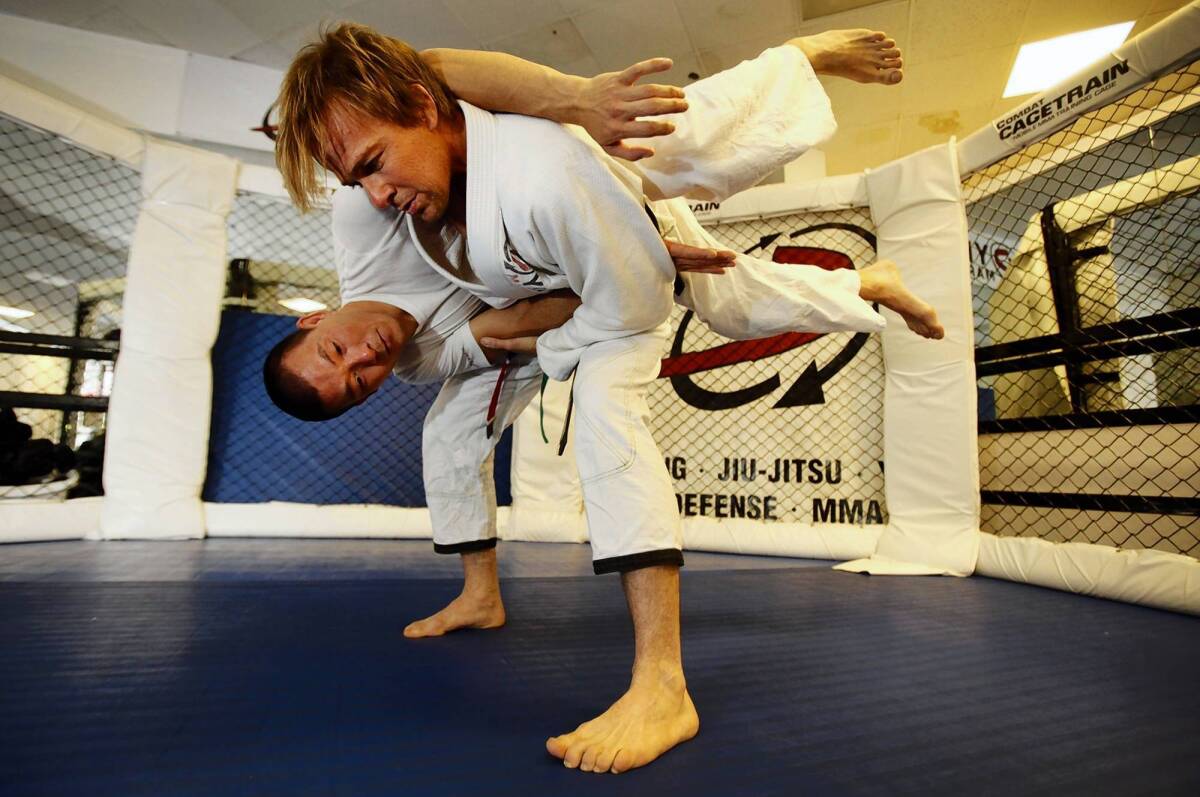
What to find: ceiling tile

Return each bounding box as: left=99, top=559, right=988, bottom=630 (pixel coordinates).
left=1019, top=0, right=1152, bottom=44
left=262, top=19, right=340, bottom=68
left=0, top=0, right=99, bottom=27
left=215, top=0, right=342, bottom=41
left=907, top=0, right=1029, bottom=66
left=572, top=0, right=692, bottom=69
left=340, top=0, right=482, bottom=50
left=900, top=44, right=1017, bottom=117
left=821, top=120, right=899, bottom=174
left=794, top=0, right=910, bottom=54
left=1146, top=0, right=1192, bottom=12
left=443, top=0, right=567, bottom=43
left=675, top=0, right=798, bottom=52
left=231, top=39, right=295, bottom=71
left=801, top=0, right=891, bottom=19
left=698, top=34, right=788, bottom=75
left=653, top=51, right=707, bottom=86
left=486, top=18, right=593, bottom=74
left=558, top=0, right=606, bottom=14
left=1131, top=5, right=1190, bottom=36
left=78, top=6, right=171, bottom=46
left=115, top=0, right=261, bottom=57
left=898, top=103, right=994, bottom=153
left=818, top=72, right=903, bottom=126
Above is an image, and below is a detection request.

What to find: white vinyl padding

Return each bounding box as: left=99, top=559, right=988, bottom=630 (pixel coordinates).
left=204, top=503, right=438, bottom=539
left=977, top=533, right=1200, bottom=616
left=837, top=142, right=980, bottom=577
left=99, top=139, right=237, bottom=539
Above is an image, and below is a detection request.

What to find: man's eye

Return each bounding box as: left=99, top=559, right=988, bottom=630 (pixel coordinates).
left=356, top=375, right=366, bottom=390
left=333, top=342, right=342, bottom=356
left=366, top=157, right=380, bottom=173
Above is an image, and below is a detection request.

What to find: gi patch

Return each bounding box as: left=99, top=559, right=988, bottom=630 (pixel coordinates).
left=503, top=241, right=554, bottom=292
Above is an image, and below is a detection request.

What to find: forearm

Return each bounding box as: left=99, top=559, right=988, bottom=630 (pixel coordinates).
left=470, top=291, right=582, bottom=363
left=422, top=48, right=586, bottom=125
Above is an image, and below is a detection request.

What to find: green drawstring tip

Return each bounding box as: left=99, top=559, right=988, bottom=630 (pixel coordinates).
left=538, top=373, right=550, bottom=444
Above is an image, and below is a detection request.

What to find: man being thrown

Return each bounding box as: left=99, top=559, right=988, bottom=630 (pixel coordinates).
left=269, top=25, right=941, bottom=775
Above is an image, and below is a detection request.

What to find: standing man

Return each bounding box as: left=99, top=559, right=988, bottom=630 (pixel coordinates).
left=272, top=23, right=932, bottom=774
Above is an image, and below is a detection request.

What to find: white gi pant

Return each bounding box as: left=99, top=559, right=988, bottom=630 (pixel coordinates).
left=419, top=43, right=885, bottom=572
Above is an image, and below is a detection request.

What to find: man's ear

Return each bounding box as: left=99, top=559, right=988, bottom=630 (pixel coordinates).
left=411, top=83, right=437, bottom=129
left=296, top=311, right=329, bottom=330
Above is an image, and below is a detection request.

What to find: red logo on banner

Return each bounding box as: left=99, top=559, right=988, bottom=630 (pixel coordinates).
left=661, top=223, right=876, bottom=410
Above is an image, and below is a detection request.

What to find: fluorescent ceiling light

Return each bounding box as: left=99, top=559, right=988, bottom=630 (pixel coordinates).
left=1004, top=21, right=1135, bottom=98
left=0, top=305, right=35, bottom=320
left=278, top=297, right=327, bottom=313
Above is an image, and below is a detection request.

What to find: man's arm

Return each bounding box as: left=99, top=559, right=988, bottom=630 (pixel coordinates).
left=469, top=291, right=582, bottom=364
left=421, top=49, right=687, bottom=161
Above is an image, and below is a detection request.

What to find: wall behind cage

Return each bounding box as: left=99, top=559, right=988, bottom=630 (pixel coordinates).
left=964, top=60, right=1200, bottom=558
left=1, top=114, right=137, bottom=502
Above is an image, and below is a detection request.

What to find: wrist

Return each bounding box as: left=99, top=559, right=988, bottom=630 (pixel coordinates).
left=556, top=74, right=591, bottom=127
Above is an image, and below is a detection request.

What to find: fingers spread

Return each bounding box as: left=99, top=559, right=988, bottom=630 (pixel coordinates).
left=624, top=97, right=688, bottom=120
left=618, top=57, right=673, bottom=84
left=626, top=82, right=686, bottom=101
left=604, top=142, right=655, bottom=161
left=620, top=119, right=675, bottom=139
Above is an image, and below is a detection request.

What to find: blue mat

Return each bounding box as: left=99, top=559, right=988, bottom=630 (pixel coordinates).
left=1, top=569, right=1197, bottom=795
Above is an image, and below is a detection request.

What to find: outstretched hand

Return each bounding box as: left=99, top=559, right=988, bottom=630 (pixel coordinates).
left=666, top=238, right=737, bottom=275
left=577, top=58, right=688, bottom=161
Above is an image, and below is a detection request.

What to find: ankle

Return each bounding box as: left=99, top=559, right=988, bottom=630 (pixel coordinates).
left=460, top=584, right=501, bottom=604
left=791, top=36, right=825, bottom=72
left=631, top=659, right=686, bottom=691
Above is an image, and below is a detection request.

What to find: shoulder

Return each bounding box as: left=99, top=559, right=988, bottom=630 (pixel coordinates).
left=495, top=116, right=617, bottom=214
left=331, top=185, right=399, bottom=253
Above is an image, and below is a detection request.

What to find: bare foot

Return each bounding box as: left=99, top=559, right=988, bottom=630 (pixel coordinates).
left=403, top=590, right=506, bottom=638
left=546, top=665, right=699, bottom=774
left=858, top=259, right=944, bottom=339
left=793, top=29, right=904, bottom=85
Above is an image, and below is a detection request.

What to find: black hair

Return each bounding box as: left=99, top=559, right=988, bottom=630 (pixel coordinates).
left=262, top=328, right=345, bottom=422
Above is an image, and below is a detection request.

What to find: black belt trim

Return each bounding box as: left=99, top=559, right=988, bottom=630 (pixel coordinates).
left=593, top=548, right=684, bottom=575
left=433, top=538, right=498, bottom=555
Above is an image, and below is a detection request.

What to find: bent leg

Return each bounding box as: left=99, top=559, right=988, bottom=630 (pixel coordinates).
left=631, top=31, right=903, bottom=202
left=545, top=328, right=699, bottom=773
left=411, top=362, right=542, bottom=638
left=658, top=198, right=886, bottom=337
left=631, top=44, right=834, bottom=202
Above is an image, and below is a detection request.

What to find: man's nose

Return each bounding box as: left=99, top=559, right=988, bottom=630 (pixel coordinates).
left=363, top=179, right=392, bottom=210
left=346, top=342, right=377, bottom=367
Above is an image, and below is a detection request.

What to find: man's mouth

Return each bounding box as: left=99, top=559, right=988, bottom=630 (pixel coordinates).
left=398, top=195, right=416, bottom=215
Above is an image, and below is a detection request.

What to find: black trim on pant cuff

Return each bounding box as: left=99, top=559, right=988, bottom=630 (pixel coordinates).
left=433, top=538, right=498, bottom=555
left=593, top=548, right=684, bottom=575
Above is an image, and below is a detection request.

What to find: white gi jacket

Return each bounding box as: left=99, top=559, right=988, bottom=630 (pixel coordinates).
left=329, top=45, right=887, bottom=566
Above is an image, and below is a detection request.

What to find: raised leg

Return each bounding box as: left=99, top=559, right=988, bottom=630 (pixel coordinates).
left=793, top=29, right=904, bottom=85
left=858, top=259, right=944, bottom=339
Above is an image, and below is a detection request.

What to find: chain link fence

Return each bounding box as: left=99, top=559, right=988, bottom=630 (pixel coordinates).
left=964, top=59, right=1200, bottom=556
left=650, top=208, right=888, bottom=528
left=205, top=193, right=441, bottom=507
left=0, top=114, right=137, bottom=496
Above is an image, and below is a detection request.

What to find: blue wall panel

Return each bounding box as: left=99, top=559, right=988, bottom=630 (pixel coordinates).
left=204, top=311, right=512, bottom=506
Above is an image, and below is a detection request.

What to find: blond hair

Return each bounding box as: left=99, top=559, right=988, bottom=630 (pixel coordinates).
left=275, top=22, right=457, bottom=211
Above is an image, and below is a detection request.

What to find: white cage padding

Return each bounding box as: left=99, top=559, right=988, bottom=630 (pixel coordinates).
left=99, top=139, right=237, bottom=540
